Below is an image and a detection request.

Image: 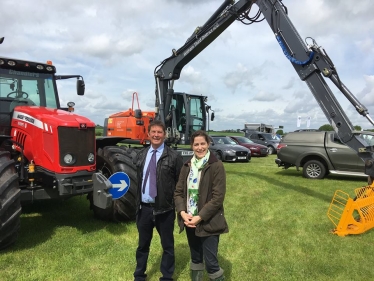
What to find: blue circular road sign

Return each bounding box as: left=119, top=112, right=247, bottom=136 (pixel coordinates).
left=108, top=172, right=130, bottom=200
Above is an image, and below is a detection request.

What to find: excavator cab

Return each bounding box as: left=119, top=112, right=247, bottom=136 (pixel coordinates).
left=171, top=92, right=208, bottom=144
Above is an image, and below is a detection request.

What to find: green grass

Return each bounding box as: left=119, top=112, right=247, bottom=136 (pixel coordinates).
left=1, top=155, right=373, bottom=281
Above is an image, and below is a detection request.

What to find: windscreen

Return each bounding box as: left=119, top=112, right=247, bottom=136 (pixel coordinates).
left=172, top=94, right=206, bottom=134
left=264, top=133, right=280, bottom=141
left=236, top=136, right=253, bottom=143
left=0, top=68, right=58, bottom=109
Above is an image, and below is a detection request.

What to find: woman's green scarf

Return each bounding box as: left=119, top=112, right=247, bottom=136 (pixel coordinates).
left=187, top=150, right=210, bottom=215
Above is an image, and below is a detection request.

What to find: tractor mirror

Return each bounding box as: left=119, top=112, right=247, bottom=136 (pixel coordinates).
left=77, top=79, right=85, bottom=96
left=211, top=112, right=215, bottom=121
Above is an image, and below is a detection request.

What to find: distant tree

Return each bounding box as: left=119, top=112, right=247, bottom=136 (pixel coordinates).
left=354, top=125, right=362, bottom=131
left=276, top=130, right=284, bottom=135
left=318, top=124, right=333, bottom=131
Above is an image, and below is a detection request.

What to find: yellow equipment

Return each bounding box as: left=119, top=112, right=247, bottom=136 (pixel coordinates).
left=327, top=184, right=374, bottom=236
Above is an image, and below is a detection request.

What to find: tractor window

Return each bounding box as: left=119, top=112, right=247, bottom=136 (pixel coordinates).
left=0, top=69, right=58, bottom=108
left=43, top=78, right=57, bottom=108
left=19, top=79, right=39, bottom=106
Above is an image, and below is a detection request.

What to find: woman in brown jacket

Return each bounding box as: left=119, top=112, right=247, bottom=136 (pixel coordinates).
left=174, top=130, right=228, bottom=281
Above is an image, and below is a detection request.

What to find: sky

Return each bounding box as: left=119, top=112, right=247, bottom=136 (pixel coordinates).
left=1, top=0, right=373, bottom=133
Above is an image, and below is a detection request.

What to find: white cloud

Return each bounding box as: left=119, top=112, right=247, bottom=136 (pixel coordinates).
left=1, top=0, right=373, bottom=133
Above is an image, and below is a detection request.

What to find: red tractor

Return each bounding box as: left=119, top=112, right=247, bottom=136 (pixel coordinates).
left=0, top=37, right=137, bottom=250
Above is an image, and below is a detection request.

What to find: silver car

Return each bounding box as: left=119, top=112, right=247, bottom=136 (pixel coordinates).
left=209, top=136, right=251, bottom=162
left=245, top=131, right=280, bottom=155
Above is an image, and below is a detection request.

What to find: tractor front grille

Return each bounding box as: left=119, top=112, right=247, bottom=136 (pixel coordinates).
left=58, top=127, right=95, bottom=167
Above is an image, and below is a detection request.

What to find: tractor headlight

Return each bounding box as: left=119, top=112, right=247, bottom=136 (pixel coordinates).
left=87, top=152, right=95, bottom=163
left=63, top=153, right=75, bottom=165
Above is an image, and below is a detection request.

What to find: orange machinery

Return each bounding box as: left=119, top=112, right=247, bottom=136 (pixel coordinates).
left=105, top=92, right=155, bottom=145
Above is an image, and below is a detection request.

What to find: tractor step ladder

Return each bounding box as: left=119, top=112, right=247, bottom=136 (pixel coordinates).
left=327, top=185, right=374, bottom=236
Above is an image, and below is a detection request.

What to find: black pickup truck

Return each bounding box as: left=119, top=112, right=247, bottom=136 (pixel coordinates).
left=275, top=131, right=368, bottom=179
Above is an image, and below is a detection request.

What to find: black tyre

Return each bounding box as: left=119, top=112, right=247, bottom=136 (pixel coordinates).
left=267, top=146, right=274, bottom=155
left=0, top=150, right=21, bottom=250
left=369, top=176, right=373, bottom=185
left=303, top=159, right=326, bottom=179
left=246, top=154, right=251, bottom=162
left=89, top=146, right=138, bottom=222
left=216, top=151, right=223, bottom=161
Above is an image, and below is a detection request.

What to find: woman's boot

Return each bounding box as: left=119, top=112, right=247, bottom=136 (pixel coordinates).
left=190, top=270, right=204, bottom=281
left=190, top=262, right=204, bottom=281
left=208, top=268, right=225, bottom=281
left=210, top=275, right=225, bottom=281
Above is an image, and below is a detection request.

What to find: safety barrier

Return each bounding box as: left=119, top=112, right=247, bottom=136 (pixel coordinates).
left=327, top=185, right=374, bottom=236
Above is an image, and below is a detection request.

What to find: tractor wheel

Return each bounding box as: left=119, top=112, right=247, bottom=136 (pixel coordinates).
left=0, top=150, right=21, bottom=250
left=303, top=159, right=326, bottom=179
left=90, top=146, right=138, bottom=222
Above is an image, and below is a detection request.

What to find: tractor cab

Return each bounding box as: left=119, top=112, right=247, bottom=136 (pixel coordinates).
left=0, top=59, right=84, bottom=137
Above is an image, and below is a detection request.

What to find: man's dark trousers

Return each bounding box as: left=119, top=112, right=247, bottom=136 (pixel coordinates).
left=134, top=204, right=175, bottom=281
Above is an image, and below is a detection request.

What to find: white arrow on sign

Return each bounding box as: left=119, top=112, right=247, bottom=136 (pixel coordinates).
left=112, top=180, right=128, bottom=192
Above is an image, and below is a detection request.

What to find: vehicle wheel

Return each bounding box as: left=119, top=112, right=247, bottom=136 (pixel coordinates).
left=369, top=176, right=373, bottom=185
left=302, top=159, right=326, bottom=179
left=216, top=151, right=223, bottom=161
left=246, top=154, right=251, bottom=162
left=90, top=146, right=138, bottom=222
left=0, top=150, right=21, bottom=250
left=267, top=146, right=274, bottom=155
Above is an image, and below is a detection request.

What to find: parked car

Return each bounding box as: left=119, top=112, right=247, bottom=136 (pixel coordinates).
left=294, top=129, right=320, bottom=132
left=229, top=136, right=268, bottom=157
left=275, top=131, right=368, bottom=179
left=208, top=136, right=251, bottom=162
left=245, top=131, right=280, bottom=154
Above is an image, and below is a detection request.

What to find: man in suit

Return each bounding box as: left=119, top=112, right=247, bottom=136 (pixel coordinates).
left=133, top=120, right=183, bottom=281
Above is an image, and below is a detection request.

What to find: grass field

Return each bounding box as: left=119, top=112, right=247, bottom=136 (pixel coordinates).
left=1, top=155, right=373, bottom=281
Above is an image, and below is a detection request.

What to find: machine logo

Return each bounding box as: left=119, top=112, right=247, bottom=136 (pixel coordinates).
left=17, top=114, right=35, bottom=124
left=13, top=111, right=44, bottom=130
left=17, top=121, right=25, bottom=127
left=79, top=123, right=87, bottom=129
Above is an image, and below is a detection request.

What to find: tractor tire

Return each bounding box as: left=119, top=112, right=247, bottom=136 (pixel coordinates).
left=0, top=150, right=21, bottom=250
left=90, top=146, right=138, bottom=222
left=302, top=159, right=327, bottom=179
